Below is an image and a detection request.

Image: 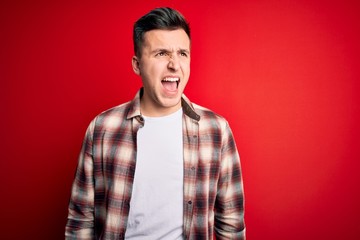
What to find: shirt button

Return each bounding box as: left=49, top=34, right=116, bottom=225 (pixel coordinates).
left=188, top=200, right=192, bottom=205
left=191, top=166, right=195, bottom=170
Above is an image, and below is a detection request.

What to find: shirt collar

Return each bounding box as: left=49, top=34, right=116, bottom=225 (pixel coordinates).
left=126, top=88, right=200, bottom=121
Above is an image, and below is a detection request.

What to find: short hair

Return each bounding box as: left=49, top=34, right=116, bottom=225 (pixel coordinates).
left=133, top=7, right=190, bottom=57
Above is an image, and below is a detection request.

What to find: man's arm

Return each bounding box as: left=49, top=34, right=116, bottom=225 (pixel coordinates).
left=214, top=122, right=245, bottom=239
left=65, top=122, right=96, bottom=239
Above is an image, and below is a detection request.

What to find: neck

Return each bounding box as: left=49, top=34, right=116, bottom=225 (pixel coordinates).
left=140, top=99, right=182, bottom=117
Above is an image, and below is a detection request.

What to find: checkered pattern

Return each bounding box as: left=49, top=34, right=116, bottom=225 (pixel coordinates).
left=65, top=89, right=245, bottom=239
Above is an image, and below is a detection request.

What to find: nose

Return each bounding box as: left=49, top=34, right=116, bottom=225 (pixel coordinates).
left=167, top=55, right=180, bottom=71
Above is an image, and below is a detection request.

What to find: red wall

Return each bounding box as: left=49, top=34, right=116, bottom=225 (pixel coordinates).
left=1, top=0, right=359, bottom=239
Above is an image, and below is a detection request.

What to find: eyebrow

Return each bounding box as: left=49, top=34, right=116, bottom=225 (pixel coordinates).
left=151, top=48, right=190, bottom=54
left=179, top=49, right=190, bottom=54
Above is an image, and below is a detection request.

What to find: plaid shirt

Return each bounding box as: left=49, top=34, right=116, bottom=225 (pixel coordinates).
left=65, top=89, right=245, bottom=239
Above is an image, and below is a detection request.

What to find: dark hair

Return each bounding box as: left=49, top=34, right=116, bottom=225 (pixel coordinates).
left=133, top=7, right=190, bottom=57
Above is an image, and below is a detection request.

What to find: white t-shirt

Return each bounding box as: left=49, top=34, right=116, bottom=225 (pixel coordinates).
left=125, top=109, right=184, bottom=239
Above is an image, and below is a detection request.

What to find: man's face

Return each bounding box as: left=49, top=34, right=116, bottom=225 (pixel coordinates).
left=132, top=29, right=191, bottom=117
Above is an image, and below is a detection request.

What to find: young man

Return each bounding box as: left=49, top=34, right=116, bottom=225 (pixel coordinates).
left=65, top=7, right=245, bottom=239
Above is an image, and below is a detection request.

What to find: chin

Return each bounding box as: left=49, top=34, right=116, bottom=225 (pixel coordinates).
left=160, top=97, right=182, bottom=108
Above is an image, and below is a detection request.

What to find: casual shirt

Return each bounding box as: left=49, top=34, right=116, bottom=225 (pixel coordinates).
left=65, top=89, right=245, bottom=239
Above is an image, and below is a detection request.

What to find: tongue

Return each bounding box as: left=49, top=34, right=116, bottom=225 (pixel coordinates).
left=162, top=81, right=177, bottom=91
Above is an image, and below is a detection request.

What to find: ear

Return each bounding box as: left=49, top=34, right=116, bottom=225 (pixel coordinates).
left=132, top=56, right=141, bottom=75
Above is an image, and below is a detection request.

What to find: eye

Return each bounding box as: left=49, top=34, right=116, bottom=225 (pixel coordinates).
left=156, top=51, right=168, bottom=57
left=180, top=51, right=189, bottom=57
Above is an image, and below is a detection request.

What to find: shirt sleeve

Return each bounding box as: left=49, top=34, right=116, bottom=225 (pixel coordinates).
left=214, top=121, right=246, bottom=239
left=65, top=121, right=96, bottom=239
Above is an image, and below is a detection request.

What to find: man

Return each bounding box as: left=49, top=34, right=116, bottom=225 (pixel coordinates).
left=65, top=7, right=245, bottom=239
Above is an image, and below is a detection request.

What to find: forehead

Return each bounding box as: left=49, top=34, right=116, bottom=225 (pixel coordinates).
left=142, top=29, right=190, bottom=50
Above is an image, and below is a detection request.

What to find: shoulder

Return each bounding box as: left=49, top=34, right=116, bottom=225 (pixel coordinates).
left=193, top=103, right=228, bottom=123
left=89, top=100, right=134, bottom=131
left=192, top=103, right=230, bottom=131
left=98, top=101, right=132, bottom=118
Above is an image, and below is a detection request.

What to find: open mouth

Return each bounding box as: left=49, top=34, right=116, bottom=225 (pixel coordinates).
left=161, top=77, right=180, bottom=91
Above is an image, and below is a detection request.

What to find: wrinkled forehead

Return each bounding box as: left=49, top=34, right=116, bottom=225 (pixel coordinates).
left=142, top=29, right=191, bottom=51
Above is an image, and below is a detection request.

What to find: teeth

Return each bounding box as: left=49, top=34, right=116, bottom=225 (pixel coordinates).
left=163, top=77, right=179, bottom=82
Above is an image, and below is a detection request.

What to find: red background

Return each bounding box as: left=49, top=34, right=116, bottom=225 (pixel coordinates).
left=1, top=0, right=359, bottom=239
